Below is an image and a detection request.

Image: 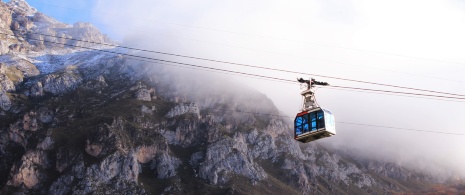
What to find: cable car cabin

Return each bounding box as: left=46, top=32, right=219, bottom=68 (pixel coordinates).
left=294, top=108, right=336, bottom=143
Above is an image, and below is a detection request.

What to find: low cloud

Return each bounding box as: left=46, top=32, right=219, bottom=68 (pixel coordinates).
left=91, top=0, right=465, bottom=178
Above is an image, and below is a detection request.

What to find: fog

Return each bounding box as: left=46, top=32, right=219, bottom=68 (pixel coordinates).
left=85, top=0, right=465, bottom=178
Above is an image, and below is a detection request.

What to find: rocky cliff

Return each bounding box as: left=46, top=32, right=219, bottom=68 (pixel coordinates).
left=0, top=1, right=462, bottom=194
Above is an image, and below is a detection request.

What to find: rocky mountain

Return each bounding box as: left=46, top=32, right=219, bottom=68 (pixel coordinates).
left=0, top=0, right=463, bottom=194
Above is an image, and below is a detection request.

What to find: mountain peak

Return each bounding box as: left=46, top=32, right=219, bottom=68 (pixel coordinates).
left=7, top=0, right=37, bottom=15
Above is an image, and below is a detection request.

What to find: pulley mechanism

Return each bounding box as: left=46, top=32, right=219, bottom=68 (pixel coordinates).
left=297, top=78, right=329, bottom=111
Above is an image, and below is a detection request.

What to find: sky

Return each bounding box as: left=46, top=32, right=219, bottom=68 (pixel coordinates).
left=14, top=0, right=465, bottom=177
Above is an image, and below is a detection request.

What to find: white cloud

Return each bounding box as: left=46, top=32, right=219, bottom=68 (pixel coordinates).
left=92, top=0, right=465, bottom=177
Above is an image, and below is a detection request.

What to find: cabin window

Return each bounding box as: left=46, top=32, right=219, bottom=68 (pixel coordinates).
left=295, top=110, right=327, bottom=136
left=294, top=116, right=305, bottom=135
left=310, top=112, right=316, bottom=131
left=308, top=110, right=325, bottom=131
left=317, top=110, right=325, bottom=129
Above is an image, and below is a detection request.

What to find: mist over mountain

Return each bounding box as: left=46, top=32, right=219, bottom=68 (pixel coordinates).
left=0, top=0, right=464, bottom=194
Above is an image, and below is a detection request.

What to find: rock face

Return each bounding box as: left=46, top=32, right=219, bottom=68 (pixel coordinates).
left=166, top=103, right=200, bottom=118
left=42, top=72, right=83, bottom=95
left=0, top=74, right=15, bottom=92
left=7, top=0, right=37, bottom=16
left=1, top=0, right=113, bottom=54
left=199, top=136, right=267, bottom=185
left=0, top=91, right=11, bottom=110
left=27, top=81, right=43, bottom=97
left=0, top=1, right=462, bottom=195
left=8, top=150, right=49, bottom=189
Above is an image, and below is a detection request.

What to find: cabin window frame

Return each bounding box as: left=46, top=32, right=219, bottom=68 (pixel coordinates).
left=295, top=109, right=326, bottom=137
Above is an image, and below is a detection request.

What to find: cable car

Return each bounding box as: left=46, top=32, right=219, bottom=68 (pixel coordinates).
left=294, top=78, right=336, bottom=143
left=294, top=108, right=335, bottom=143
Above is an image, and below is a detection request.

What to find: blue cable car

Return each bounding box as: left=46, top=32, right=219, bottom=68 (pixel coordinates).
left=294, top=108, right=335, bottom=143
left=294, top=78, right=336, bottom=143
